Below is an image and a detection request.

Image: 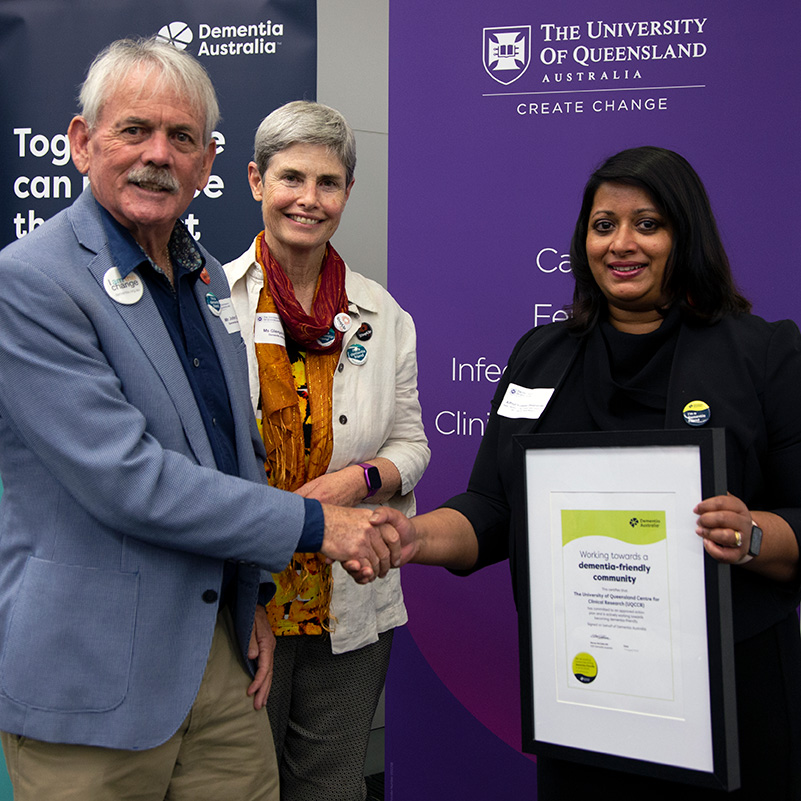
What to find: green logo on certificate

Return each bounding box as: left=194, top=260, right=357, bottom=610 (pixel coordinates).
left=572, top=652, right=598, bottom=684
left=561, top=509, right=666, bottom=546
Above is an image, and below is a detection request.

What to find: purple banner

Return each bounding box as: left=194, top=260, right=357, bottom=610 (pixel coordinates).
left=387, top=1, right=801, bottom=797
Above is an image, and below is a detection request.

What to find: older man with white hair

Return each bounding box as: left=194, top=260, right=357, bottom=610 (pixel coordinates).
left=0, top=37, right=401, bottom=801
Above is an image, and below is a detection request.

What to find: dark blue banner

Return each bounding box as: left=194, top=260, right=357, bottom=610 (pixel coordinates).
left=0, top=0, right=316, bottom=262
left=0, top=5, right=316, bottom=795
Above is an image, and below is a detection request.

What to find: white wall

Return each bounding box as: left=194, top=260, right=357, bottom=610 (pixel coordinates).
left=317, top=3, right=390, bottom=777
left=317, top=0, right=389, bottom=286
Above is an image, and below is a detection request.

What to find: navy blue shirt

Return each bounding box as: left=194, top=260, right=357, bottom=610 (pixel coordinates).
left=100, top=210, right=324, bottom=553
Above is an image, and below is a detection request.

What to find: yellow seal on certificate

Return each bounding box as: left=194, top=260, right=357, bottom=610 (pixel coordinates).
left=572, top=652, right=598, bottom=684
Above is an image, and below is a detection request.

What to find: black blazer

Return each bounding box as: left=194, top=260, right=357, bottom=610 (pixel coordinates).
left=445, top=313, right=801, bottom=642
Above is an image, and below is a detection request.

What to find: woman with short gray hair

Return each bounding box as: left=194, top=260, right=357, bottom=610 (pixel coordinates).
left=224, top=100, right=429, bottom=801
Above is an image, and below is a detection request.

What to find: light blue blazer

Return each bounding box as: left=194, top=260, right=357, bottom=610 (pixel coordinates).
left=0, top=189, right=305, bottom=749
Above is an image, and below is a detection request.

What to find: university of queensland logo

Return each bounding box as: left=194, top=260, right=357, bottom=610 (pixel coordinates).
left=483, top=25, right=531, bottom=85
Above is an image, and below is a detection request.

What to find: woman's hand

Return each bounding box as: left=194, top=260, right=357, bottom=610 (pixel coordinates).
left=294, top=458, right=402, bottom=506
left=694, top=494, right=799, bottom=582
left=295, top=469, right=366, bottom=507
left=369, top=506, right=480, bottom=571
left=694, top=493, right=753, bottom=564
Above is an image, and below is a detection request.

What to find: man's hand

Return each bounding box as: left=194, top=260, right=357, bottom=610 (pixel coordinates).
left=247, top=605, right=276, bottom=710
left=319, top=503, right=402, bottom=584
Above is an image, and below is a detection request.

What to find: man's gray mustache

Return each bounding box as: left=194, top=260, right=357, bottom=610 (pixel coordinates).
left=127, top=166, right=180, bottom=193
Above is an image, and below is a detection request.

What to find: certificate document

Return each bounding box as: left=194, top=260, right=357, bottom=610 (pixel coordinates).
left=515, top=430, right=737, bottom=789
left=558, top=497, right=676, bottom=706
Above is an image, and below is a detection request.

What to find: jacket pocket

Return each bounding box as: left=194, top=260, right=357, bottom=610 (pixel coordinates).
left=1, top=556, right=138, bottom=712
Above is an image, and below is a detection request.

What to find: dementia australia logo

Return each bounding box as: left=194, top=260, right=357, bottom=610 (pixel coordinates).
left=158, top=22, right=194, bottom=50
left=158, top=20, right=283, bottom=57
left=483, top=26, right=531, bottom=85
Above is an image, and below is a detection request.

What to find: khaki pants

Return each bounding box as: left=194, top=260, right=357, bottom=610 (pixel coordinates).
left=1, top=608, right=278, bottom=801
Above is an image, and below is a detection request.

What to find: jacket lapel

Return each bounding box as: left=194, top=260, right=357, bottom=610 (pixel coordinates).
left=515, top=326, right=583, bottom=434
left=71, top=191, right=216, bottom=467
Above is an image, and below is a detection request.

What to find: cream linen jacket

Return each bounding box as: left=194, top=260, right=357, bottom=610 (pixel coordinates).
left=224, top=239, right=430, bottom=653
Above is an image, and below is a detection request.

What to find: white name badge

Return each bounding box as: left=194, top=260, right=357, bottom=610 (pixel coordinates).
left=497, top=383, right=555, bottom=419
left=254, top=312, right=286, bottom=347
left=218, top=298, right=240, bottom=334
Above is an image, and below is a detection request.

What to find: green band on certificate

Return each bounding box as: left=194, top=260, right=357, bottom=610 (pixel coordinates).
left=561, top=509, right=667, bottom=546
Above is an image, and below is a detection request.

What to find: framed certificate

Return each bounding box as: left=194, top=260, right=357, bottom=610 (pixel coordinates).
left=514, top=428, right=738, bottom=790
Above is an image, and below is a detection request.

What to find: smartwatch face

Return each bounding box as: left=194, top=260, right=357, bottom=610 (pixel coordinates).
left=362, top=464, right=382, bottom=497
left=366, top=466, right=381, bottom=491
left=749, top=524, right=763, bottom=557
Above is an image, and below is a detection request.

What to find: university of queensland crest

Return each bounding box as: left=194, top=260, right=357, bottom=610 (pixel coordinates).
left=483, top=25, right=531, bottom=85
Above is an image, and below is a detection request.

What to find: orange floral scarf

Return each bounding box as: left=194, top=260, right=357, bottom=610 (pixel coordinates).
left=254, top=234, right=346, bottom=635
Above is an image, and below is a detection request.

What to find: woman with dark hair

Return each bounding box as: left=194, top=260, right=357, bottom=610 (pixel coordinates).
left=380, top=146, right=801, bottom=799
left=569, top=146, right=750, bottom=331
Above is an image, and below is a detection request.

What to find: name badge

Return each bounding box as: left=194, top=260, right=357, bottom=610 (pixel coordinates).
left=497, top=383, right=554, bottom=419
left=254, top=312, right=286, bottom=347
left=218, top=298, right=240, bottom=334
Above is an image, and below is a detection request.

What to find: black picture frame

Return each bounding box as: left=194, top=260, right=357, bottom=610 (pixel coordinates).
left=513, top=428, right=738, bottom=791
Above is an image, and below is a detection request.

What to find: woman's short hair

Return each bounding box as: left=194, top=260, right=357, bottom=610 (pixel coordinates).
left=79, top=37, right=220, bottom=145
left=252, top=101, right=356, bottom=185
left=568, top=146, right=750, bottom=332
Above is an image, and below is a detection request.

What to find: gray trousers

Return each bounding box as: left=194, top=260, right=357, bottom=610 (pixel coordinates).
left=267, top=629, right=394, bottom=801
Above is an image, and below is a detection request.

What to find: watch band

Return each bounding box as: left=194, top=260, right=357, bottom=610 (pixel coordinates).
left=358, top=463, right=382, bottom=499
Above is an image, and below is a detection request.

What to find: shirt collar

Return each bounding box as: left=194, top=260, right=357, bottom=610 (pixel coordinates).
left=99, top=205, right=205, bottom=279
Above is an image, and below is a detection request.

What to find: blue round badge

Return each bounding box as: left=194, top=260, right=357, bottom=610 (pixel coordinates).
left=316, top=328, right=336, bottom=348
left=205, top=292, right=221, bottom=316
left=683, top=400, right=711, bottom=426
left=346, top=344, right=368, bottom=366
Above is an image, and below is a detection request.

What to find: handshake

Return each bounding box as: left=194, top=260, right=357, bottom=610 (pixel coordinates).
left=319, top=503, right=417, bottom=584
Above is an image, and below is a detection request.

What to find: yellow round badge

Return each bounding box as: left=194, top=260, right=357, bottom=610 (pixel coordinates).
left=683, top=400, right=711, bottom=427
left=572, top=652, right=598, bottom=684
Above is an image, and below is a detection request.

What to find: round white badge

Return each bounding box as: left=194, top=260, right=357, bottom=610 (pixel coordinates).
left=333, top=312, right=352, bottom=333
left=103, top=267, right=143, bottom=305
